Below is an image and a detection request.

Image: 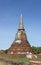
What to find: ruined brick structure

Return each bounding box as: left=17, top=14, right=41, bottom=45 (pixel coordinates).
left=8, top=14, right=32, bottom=58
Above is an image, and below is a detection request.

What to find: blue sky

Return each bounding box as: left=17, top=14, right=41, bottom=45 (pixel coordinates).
left=0, top=0, right=41, bottom=50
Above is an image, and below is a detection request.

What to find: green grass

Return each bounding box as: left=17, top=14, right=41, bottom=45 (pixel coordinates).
left=0, top=56, right=41, bottom=62
left=32, top=58, right=41, bottom=61
left=0, top=57, right=30, bottom=65
left=0, top=56, right=30, bottom=62
left=12, top=58, right=30, bottom=62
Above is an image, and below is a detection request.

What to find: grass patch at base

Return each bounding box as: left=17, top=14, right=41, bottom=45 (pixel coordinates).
left=0, top=56, right=30, bottom=62
left=0, top=56, right=41, bottom=62
left=12, top=58, right=30, bottom=62
left=32, top=58, right=41, bottom=61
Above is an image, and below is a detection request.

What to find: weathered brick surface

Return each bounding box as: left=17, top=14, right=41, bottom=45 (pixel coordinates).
left=8, top=41, right=32, bottom=58
left=37, top=54, right=41, bottom=58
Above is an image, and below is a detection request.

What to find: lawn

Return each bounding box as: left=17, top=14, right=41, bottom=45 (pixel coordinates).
left=12, top=58, right=30, bottom=62
left=0, top=56, right=30, bottom=65
left=0, top=56, right=30, bottom=62
left=0, top=55, right=41, bottom=62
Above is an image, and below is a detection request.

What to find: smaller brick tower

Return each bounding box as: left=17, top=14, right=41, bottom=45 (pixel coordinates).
left=8, top=14, right=32, bottom=58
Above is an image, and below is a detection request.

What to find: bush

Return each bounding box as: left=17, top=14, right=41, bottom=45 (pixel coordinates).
left=32, top=46, right=41, bottom=54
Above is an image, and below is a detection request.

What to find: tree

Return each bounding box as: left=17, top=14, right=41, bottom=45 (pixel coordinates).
left=32, top=46, right=41, bottom=54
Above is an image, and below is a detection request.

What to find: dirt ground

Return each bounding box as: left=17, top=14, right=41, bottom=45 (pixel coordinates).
left=0, top=60, right=41, bottom=65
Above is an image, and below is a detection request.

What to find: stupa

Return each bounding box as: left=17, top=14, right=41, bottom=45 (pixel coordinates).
left=8, top=14, right=32, bottom=58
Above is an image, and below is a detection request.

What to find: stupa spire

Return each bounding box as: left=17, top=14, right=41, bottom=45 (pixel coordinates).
left=18, top=14, right=24, bottom=30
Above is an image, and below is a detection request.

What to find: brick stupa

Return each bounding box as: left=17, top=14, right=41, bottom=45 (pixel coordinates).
left=8, top=14, right=32, bottom=58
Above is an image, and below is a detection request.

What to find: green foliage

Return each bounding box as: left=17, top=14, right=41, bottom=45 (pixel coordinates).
left=32, top=46, right=41, bottom=54
left=2, top=49, right=8, bottom=54
left=4, top=49, right=8, bottom=54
